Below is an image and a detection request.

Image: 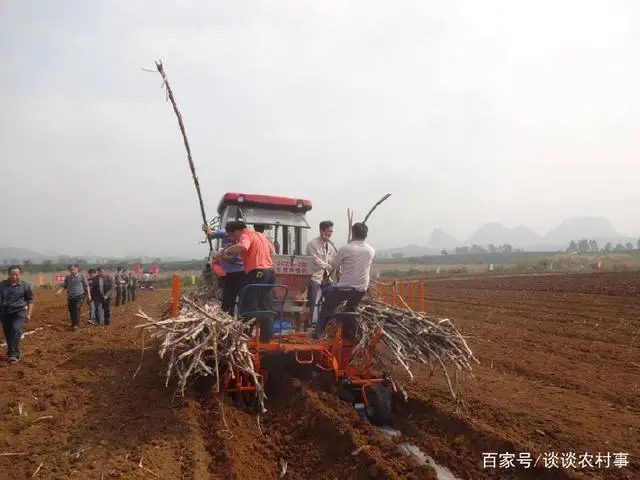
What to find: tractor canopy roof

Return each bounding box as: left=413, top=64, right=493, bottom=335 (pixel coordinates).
left=217, top=192, right=313, bottom=229
left=217, top=193, right=312, bottom=214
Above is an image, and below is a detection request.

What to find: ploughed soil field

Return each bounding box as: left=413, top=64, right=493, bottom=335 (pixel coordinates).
left=0, top=273, right=638, bottom=479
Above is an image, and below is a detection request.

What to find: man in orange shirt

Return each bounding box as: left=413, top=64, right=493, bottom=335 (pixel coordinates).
left=253, top=224, right=276, bottom=254
left=217, top=221, right=276, bottom=341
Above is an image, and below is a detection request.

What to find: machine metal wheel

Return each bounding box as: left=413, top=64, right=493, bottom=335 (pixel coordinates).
left=365, top=384, right=392, bottom=426
left=263, top=353, right=286, bottom=395
left=315, top=370, right=335, bottom=393
left=337, top=383, right=356, bottom=405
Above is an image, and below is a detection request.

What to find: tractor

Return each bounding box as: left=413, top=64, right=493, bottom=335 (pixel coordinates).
left=139, top=272, right=157, bottom=290
left=210, top=192, right=395, bottom=425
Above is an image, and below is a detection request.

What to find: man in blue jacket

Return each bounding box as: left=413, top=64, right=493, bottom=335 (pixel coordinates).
left=202, top=223, right=245, bottom=315
left=0, top=265, right=35, bottom=363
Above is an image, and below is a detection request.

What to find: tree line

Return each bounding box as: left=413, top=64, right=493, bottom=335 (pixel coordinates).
left=0, top=258, right=207, bottom=273
left=442, top=244, right=519, bottom=255
left=566, top=239, right=640, bottom=254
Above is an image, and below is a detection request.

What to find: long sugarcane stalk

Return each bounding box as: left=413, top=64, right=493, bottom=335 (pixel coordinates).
left=154, top=60, right=213, bottom=252
left=362, top=193, right=391, bottom=224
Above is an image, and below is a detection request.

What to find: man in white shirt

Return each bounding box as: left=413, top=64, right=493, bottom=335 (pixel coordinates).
left=316, top=222, right=375, bottom=339
left=305, top=220, right=338, bottom=330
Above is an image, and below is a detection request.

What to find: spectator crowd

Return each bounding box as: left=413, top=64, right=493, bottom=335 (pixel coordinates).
left=0, top=264, right=142, bottom=364
left=56, top=265, right=139, bottom=330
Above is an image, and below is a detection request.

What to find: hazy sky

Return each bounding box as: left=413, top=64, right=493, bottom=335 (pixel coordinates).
left=2, top=0, right=640, bottom=258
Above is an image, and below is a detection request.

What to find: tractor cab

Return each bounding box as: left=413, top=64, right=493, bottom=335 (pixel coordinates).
left=211, top=192, right=314, bottom=325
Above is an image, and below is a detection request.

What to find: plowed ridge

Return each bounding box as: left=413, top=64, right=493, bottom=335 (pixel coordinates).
left=406, top=271, right=639, bottom=479
left=1, top=272, right=638, bottom=479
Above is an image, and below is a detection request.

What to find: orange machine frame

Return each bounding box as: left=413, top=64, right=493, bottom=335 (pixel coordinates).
left=221, top=323, right=386, bottom=408
left=168, top=275, right=388, bottom=408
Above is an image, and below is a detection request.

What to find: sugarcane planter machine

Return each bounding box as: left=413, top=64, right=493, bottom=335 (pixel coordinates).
left=207, top=192, right=397, bottom=423
left=221, top=283, right=397, bottom=426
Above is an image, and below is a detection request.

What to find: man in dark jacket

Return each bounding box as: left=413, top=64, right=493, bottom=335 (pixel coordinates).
left=115, top=267, right=126, bottom=306
left=0, top=265, right=35, bottom=362
left=127, top=272, right=137, bottom=302
left=56, top=264, right=91, bottom=331
left=91, top=267, right=113, bottom=326
left=87, top=269, right=97, bottom=321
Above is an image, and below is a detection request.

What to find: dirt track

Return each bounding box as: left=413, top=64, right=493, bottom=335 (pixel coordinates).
left=0, top=273, right=638, bottom=479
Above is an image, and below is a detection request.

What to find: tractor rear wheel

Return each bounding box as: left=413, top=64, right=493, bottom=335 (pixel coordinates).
left=365, top=384, right=392, bottom=426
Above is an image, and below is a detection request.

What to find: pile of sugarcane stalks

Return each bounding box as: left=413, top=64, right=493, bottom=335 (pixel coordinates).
left=350, top=297, right=480, bottom=403
left=136, top=284, right=476, bottom=415
left=135, top=296, right=267, bottom=413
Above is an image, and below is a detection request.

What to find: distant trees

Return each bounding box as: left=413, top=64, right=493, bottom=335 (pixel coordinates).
left=577, top=239, right=590, bottom=253
left=6, top=258, right=204, bottom=275
left=453, top=244, right=512, bottom=255
left=391, top=253, right=405, bottom=259
left=440, top=249, right=448, bottom=255
left=470, top=244, right=488, bottom=254
left=568, top=239, right=593, bottom=253
left=565, top=239, right=638, bottom=253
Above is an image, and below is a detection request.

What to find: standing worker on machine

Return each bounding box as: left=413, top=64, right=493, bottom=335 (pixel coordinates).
left=305, top=220, right=338, bottom=330
left=216, top=220, right=276, bottom=342
left=316, top=222, right=375, bottom=339
left=202, top=223, right=246, bottom=316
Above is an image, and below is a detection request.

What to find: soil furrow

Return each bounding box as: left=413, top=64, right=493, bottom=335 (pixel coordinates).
left=198, top=376, right=427, bottom=479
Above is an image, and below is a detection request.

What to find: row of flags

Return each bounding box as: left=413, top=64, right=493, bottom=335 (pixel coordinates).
left=135, top=263, right=159, bottom=274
